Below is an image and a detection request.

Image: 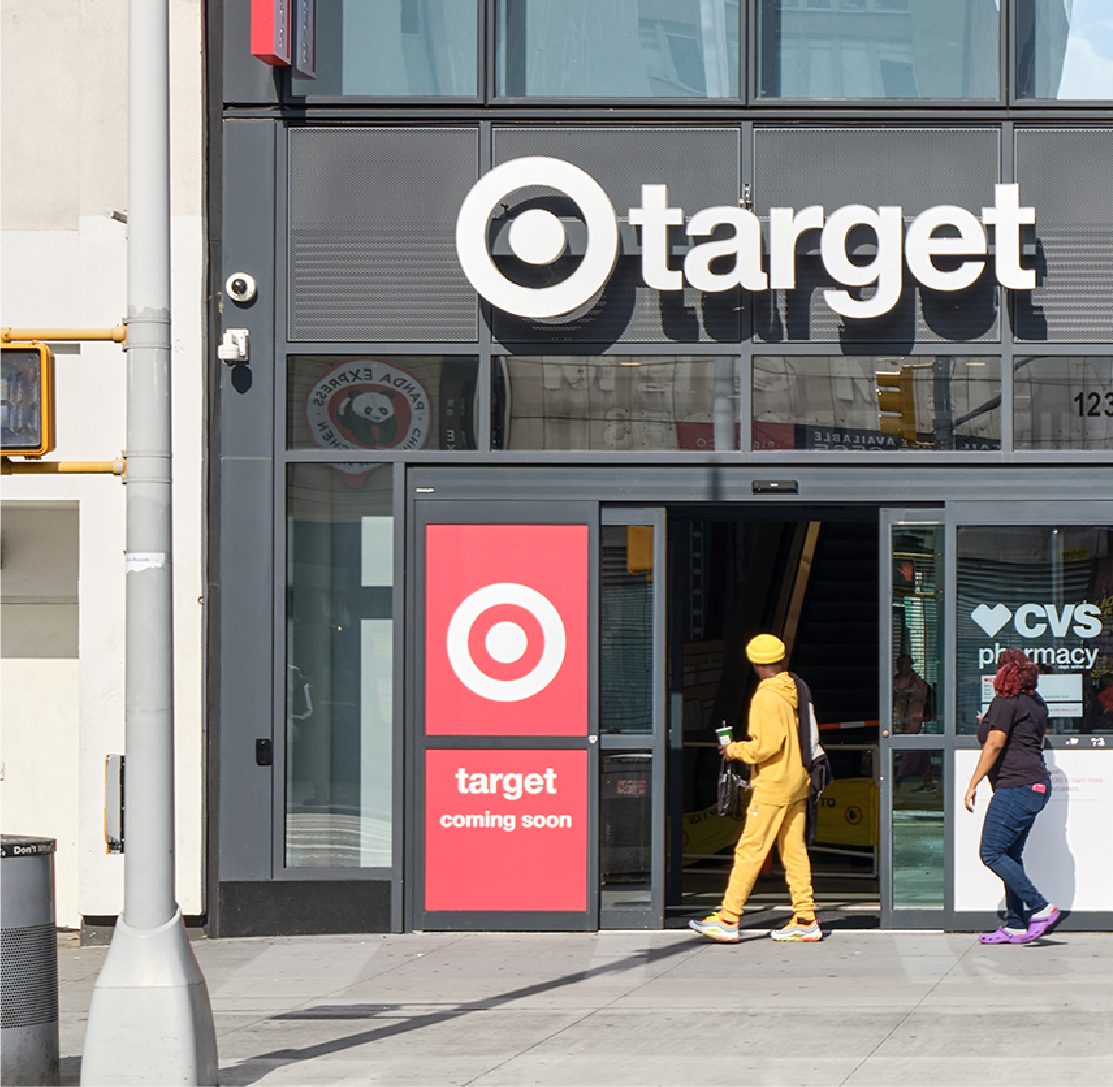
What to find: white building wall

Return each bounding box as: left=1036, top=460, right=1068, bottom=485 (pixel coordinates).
left=1, top=0, right=205, bottom=926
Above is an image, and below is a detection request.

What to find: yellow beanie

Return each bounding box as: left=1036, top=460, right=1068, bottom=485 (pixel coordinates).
left=746, top=634, right=785, bottom=664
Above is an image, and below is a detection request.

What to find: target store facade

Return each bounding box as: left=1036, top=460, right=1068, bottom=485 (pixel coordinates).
left=207, top=2, right=1113, bottom=937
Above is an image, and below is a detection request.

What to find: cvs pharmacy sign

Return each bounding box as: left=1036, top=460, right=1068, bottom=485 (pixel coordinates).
left=970, top=602, right=1103, bottom=640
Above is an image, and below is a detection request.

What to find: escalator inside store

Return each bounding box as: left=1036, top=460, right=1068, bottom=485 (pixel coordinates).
left=669, top=513, right=881, bottom=919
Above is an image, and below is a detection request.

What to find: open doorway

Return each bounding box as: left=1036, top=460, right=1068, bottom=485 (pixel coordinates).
left=666, top=508, right=882, bottom=920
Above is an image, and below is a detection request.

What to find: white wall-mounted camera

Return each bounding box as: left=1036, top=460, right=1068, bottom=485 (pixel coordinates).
left=225, top=272, right=257, bottom=304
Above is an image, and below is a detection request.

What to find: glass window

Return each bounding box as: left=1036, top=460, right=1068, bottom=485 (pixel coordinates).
left=892, top=749, right=944, bottom=908
left=286, top=463, right=394, bottom=868
left=496, top=0, right=740, bottom=98
left=892, top=525, right=943, bottom=737
left=757, top=0, right=999, bottom=99
left=1014, top=357, right=1113, bottom=451
left=493, top=356, right=739, bottom=452
left=288, top=356, right=479, bottom=452
left=753, top=356, right=1001, bottom=451
left=600, top=753, right=653, bottom=912
left=1017, top=0, right=1113, bottom=100
left=957, top=526, right=1113, bottom=735
left=601, top=526, right=654, bottom=735
left=291, top=0, right=478, bottom=97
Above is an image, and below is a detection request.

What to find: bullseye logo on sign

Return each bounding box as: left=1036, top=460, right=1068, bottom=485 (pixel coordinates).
left=425, top=524, right=588, bottom=735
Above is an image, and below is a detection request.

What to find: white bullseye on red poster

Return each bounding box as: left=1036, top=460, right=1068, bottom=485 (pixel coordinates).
left=424, top=524, right=588, bottom=735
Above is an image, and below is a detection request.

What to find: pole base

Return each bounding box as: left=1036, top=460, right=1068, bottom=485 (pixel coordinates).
left=80, top=908, right=218, bottom=1086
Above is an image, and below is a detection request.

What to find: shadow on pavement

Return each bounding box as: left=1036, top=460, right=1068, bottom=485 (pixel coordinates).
left=219, top=933, right=753, bottom=1084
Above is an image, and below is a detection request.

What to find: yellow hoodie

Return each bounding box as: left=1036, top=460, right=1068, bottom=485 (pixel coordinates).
left=725, top=671, right=809, bottom=805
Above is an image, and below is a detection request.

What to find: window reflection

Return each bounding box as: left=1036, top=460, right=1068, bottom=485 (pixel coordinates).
left=956, top=526, right=1113, bottom=735
left=601, top=753, right=653, bottom=911
left=892, top=526, right=943, bottom=739
left=496, top=0, right=740, bottom=98
left=492, top=356, right=739, bottom=451
left=291, top=0, right=478, bottom=96
left=1015, top=357, right=1113, bottom=450
left=892, top=749, right=944, bottom=908
left=286, top=463, right=393, bottom=868
left=1017, top=0, right=1113, bottom=100
left=601, top=526, right=654, bottom=735
left=758, top=0, right=999, bottom=99
left=753, top=356, right=1001, bottom=451
left=288, top=356, right=479, bottom=452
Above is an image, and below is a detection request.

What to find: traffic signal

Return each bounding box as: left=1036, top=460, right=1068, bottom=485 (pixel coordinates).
left=1, top=343, right=55, bottom=457
left=876, top=366, right=917, bottom=445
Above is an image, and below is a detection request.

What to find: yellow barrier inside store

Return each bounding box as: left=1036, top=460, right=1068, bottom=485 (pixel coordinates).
left=680, top=803, right=745, bottom=862
left=814, top=777, right=879, bottom=848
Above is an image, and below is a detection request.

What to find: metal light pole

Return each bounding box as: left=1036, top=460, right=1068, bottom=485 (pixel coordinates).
left=80, top=3, right=218, bottom=1083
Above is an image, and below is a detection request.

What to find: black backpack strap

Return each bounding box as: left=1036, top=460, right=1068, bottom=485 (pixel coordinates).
left=790, top=672, right=814, bottom=773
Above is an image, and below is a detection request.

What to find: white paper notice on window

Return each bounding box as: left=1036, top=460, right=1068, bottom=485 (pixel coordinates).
left=1038, top=673, right=1083, bottom=716
left=982, top=672, right=1082, bottom=716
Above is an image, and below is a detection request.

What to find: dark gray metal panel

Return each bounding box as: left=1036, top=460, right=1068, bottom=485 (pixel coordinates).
left=752, top=127, right=1000, bottom=345
left=222, top=0, right=282, bottom=107
left=753, top=128, right=999, bottom=216
left=287, top=127, right=480, bottom=342
left=491, top=127, right=741, bottom=344
left=216, top=459, right=275, bottom=881
left=406, top=464, right=1111, bottom=507
left=1013, top=128, right=1113, bottom=343
left=217, top=119, right=277, bottom=883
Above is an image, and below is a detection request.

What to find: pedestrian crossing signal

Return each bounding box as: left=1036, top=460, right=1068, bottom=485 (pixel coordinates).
left=1, top=343, right=55, bottom=457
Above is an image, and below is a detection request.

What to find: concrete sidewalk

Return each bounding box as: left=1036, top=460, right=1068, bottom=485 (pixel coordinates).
left=59, top=921, right=1113, bottom=1086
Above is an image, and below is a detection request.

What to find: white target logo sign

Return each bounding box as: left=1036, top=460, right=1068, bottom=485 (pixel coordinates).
left=455, top=157, right=620, bottom=319
left=446, top=582, right=566, bottom=703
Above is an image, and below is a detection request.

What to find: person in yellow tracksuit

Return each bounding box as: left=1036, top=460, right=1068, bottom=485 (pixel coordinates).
left=689, top=633, right=822, bottom=943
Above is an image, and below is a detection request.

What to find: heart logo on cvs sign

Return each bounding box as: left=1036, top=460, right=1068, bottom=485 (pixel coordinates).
left=425, top=524, right=588, bottom=735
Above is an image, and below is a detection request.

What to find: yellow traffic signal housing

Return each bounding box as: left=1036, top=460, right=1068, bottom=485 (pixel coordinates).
left=876, top=366, right=917, bottom=445
left=1, top=342, right=55, bottom=458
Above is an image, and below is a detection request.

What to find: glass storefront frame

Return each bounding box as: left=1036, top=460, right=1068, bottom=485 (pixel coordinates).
left=213, top=4, right=1113, bottom=938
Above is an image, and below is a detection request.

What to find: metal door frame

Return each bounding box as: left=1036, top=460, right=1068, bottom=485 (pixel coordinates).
left=411, top=498, right=600, bottom=931
left=882, top=501, right=1113, bottom=931
left=880, top=507, right=948, bottom=930
left=599, top=506, right=667, bottom=929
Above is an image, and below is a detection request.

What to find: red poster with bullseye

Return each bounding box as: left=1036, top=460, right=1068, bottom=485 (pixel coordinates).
left=424, top=524, right=588, bottom=735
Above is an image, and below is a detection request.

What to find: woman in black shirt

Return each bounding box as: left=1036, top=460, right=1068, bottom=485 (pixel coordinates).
left=964, top=648, right=1060, bottom=944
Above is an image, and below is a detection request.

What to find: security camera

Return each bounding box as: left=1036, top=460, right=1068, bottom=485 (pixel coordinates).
left=225, top=272, right=257, bottom=304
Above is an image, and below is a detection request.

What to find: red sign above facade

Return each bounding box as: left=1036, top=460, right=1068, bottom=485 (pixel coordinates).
left=424, top=524, right=588, bottom=736
left=251, top=0, right=290, bottom=66
left=425, top=749, right=588, bottom=912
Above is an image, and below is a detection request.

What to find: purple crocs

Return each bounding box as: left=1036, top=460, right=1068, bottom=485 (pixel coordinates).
left=979, top=926, right=1028, bottom=945
left=1023, top=906, right=1061, bottom=941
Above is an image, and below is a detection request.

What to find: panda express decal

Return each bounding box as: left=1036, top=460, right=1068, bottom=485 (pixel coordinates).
left=306, top=359, right=431, bottom=455
left=454, top=157, right=1037, bottom=321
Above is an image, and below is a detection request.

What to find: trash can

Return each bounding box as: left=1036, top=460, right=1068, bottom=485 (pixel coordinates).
left=1, top=836, right=59, bottom=1087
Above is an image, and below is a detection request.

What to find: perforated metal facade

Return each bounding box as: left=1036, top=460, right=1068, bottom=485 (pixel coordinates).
left=288, top=127, right=480, bottom=342
left=753, top=128, right=1000, bottom=344
left=1014, top=128, right=1113, bottom=343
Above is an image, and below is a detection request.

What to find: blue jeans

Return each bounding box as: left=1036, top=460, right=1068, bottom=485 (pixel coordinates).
left=979, top=780, right=1051, bottom=929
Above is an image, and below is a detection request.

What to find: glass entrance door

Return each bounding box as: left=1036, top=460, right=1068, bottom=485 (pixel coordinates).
left=880, top=510, right=947, bottom=928
left=599, top=508, right=666, bottom=928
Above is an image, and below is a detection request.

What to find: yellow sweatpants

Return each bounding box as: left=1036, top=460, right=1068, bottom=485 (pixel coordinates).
left=720, top=796, right=815, bottom=923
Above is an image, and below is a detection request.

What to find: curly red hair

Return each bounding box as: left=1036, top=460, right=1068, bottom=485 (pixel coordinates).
left=993, top=648, right=1039, bottom=698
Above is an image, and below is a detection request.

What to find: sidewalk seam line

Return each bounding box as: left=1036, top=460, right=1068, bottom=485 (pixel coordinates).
left=836, top=937, right=977, bottom=1087
left=460, top=936, right=707, bottom=1086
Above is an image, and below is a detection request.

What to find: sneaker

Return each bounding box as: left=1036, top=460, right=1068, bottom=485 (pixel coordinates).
left=771, top=915, right=822, bottom=942
left=689, top=912, right=740, bottom=943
